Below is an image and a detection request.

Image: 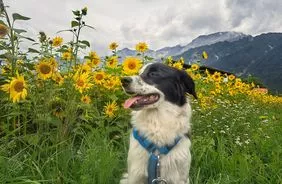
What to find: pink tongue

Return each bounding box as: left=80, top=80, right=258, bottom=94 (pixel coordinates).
left=123, top=96, right=143, bottom=109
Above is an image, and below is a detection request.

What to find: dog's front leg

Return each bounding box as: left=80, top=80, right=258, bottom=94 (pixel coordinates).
left=127, top=135, right=148, bottom=184
left=127, top=159, right=147, bottom=184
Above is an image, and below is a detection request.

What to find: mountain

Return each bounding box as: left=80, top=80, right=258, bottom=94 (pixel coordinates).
left=116, top=31, right=282, bottom=93
left=178, top=31, right=248, bottom=55
left=175, top=33, right=282, bottom=94
left=117, top=31, right=248, bottom=60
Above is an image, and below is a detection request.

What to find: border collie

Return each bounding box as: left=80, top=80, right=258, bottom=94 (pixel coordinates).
left=120, top=63, right=197, bottom=184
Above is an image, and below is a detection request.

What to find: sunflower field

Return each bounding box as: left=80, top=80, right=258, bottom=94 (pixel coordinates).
left=1, top=4, right=282, bottom=184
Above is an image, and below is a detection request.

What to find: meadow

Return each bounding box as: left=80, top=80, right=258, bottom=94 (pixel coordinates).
left=1, top=5, right=282, bottom=184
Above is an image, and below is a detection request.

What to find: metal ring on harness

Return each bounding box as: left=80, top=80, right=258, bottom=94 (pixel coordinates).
left=152, top=177, right=168, bottom=184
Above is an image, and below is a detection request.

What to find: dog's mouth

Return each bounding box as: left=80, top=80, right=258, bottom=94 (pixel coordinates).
left=123, top=93, right=160, bottom=109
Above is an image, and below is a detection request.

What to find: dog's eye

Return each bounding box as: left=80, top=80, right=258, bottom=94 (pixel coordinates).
left=148, top=72, right=159, bottom=77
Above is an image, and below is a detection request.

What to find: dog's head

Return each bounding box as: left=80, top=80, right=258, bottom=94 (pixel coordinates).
left=121, top=63, right=197, bottom=110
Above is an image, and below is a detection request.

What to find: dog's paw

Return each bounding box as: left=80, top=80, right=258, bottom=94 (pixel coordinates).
left=119, top=173, right=128, bottom=184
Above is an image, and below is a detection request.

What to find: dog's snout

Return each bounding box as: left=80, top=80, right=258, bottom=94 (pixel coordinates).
left=121, top=77, right=133, bottom=87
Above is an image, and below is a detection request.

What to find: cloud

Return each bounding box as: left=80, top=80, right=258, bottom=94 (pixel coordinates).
left=4, top=0, right=282, bottom=55
left=119, top=0, right=229, bottom=49
left=225, top=0, right=282, bottom=34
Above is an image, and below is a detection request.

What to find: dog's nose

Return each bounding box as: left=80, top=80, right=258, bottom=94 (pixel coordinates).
left=121, top=77, right=132, bottom=87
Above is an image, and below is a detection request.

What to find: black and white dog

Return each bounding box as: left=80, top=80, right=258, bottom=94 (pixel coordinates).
left=120, top=63, right=197, bottom=184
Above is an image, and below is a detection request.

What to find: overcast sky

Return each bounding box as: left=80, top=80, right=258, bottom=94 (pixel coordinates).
left=6, top=0, right=282, bottom=55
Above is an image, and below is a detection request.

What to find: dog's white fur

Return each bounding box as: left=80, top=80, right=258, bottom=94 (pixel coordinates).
left=121, top=67, right=192, bottom=184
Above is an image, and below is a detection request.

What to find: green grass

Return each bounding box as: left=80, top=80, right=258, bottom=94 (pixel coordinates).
left=0, top=95, right=281, bottom=184
left=190, top=97, right=282, bottom=184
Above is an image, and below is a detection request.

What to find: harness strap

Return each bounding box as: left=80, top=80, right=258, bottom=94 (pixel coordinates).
left=133, top=129, right=181, bottom=184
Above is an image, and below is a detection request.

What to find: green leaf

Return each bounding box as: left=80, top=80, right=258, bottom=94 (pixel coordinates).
left=23, top=63, right=35, bottom=70
left=71, top=20, right=80, bottom=28
left=56, top=47, right=68, bottom=53
left=144, top=56, right=154, bottom=61
left=13, top=28, right=27, bottom=34
left=20, top=36, right=35, bottom=42
left=12, top=13, right=31, bottom=21
left=57, top=29, right=73, bottom=34
left=28, top=48, right=40, bottom=53
left=72, top=10, right=80, bottom=16
left=24, top=134, right=39, bottom=145
left=0, top=54, right=7, bottom=59
left=85, top=24, right=96, bottom=30
left=80, top=40, right=90, bottom=47
left=0, top=20, right=7, bottom=26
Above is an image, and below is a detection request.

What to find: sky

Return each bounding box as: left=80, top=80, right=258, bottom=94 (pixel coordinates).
left=5, top=0, right=282, bottom=55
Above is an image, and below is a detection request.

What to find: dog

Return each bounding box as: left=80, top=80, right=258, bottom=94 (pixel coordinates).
left=120, top=63, right=197, bottom=184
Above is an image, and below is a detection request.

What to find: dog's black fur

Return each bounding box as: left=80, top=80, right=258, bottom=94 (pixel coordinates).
left=140, top=63, right=197, bottom=106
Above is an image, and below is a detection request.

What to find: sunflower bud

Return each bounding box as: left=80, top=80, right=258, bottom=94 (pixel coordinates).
left=0, top=23, right=9, bottom=38
left=39, top=31, right=47, bottom=43
left=82, top=7, right=87, bottom=15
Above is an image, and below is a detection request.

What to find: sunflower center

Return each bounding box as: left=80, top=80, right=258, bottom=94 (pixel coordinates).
left=128, top=62, right=136, bottom=70
left=92, top=58, right=99, bottom=65
left=14, top=81, right=24, bottom=92
left=96, top=74, right=104, bottom=80
left=77, top=79, right=85, bottom=87
left=40, top=64, right=51, bottom=74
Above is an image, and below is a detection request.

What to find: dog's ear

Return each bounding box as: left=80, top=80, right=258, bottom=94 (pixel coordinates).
left=180, top=70, right=197, bottom=99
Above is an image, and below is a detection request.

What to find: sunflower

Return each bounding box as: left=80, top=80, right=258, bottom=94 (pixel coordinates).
left=1, top=83, right=10, bottom=93
left=104, top=101, right=118, bottom=118
left=81, top=95, right=91, bottom=104
left=73, top=72, right=93, bottom=93
left=0, top=23, right=9, bottom=38
left=16, top=60, right=24, bottom=66
left=135, top=42, right=148, bottom=53
left=106, top=56, right=119, bottom=68
left=52, top=36, right=63, bottom=47
left=62, top=51, right=72, bottom=61
left=166, top=56, right=173, bottom=64
left=210, top=90, right=216, bottom=96
left=80, top=64, right=92, bottom=73
left=228, top=74, right=236, bottom=81
left=212, top=72, right=222, bottom=82
left=87, top=51, right=100, bottom=67
left=1, top=64, right=11, bottom=74
left=109, top=42, right=119, bottom=50
left=202, top=51, right=208, bottom=60
left=35, top=59, right=54, bottom=80
left=1, top=74, right=28, bottom=103
left=179, top=57, right=184, bottom=64
left=122, top=57, right=142, bottom=75
left=93, top=71, right=106, bottom=85
left=194, top=73, right=202, bottom=80
left=49, top=57, right=58, bottom=69
left=52, top=72, right=64, bottom=86
left=172, top=62, right=183, bottom=70
left=235, top=81, right=242, bottom=89
left=103, top=76, right=121, bottom=90
left=191, top=64, right=200, bottom=71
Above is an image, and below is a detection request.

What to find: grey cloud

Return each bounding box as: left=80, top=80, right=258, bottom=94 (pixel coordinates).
left=4, top=0, right=282, bottom=55
left=225, top=0, right=282, bottom=33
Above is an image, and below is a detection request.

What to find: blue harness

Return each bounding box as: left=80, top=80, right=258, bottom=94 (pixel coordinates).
left=133, top=128, right=181, bottom=184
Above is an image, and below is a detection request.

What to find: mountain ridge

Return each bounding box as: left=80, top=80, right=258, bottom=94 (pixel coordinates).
left=117, top=31, right=282, bottom=93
